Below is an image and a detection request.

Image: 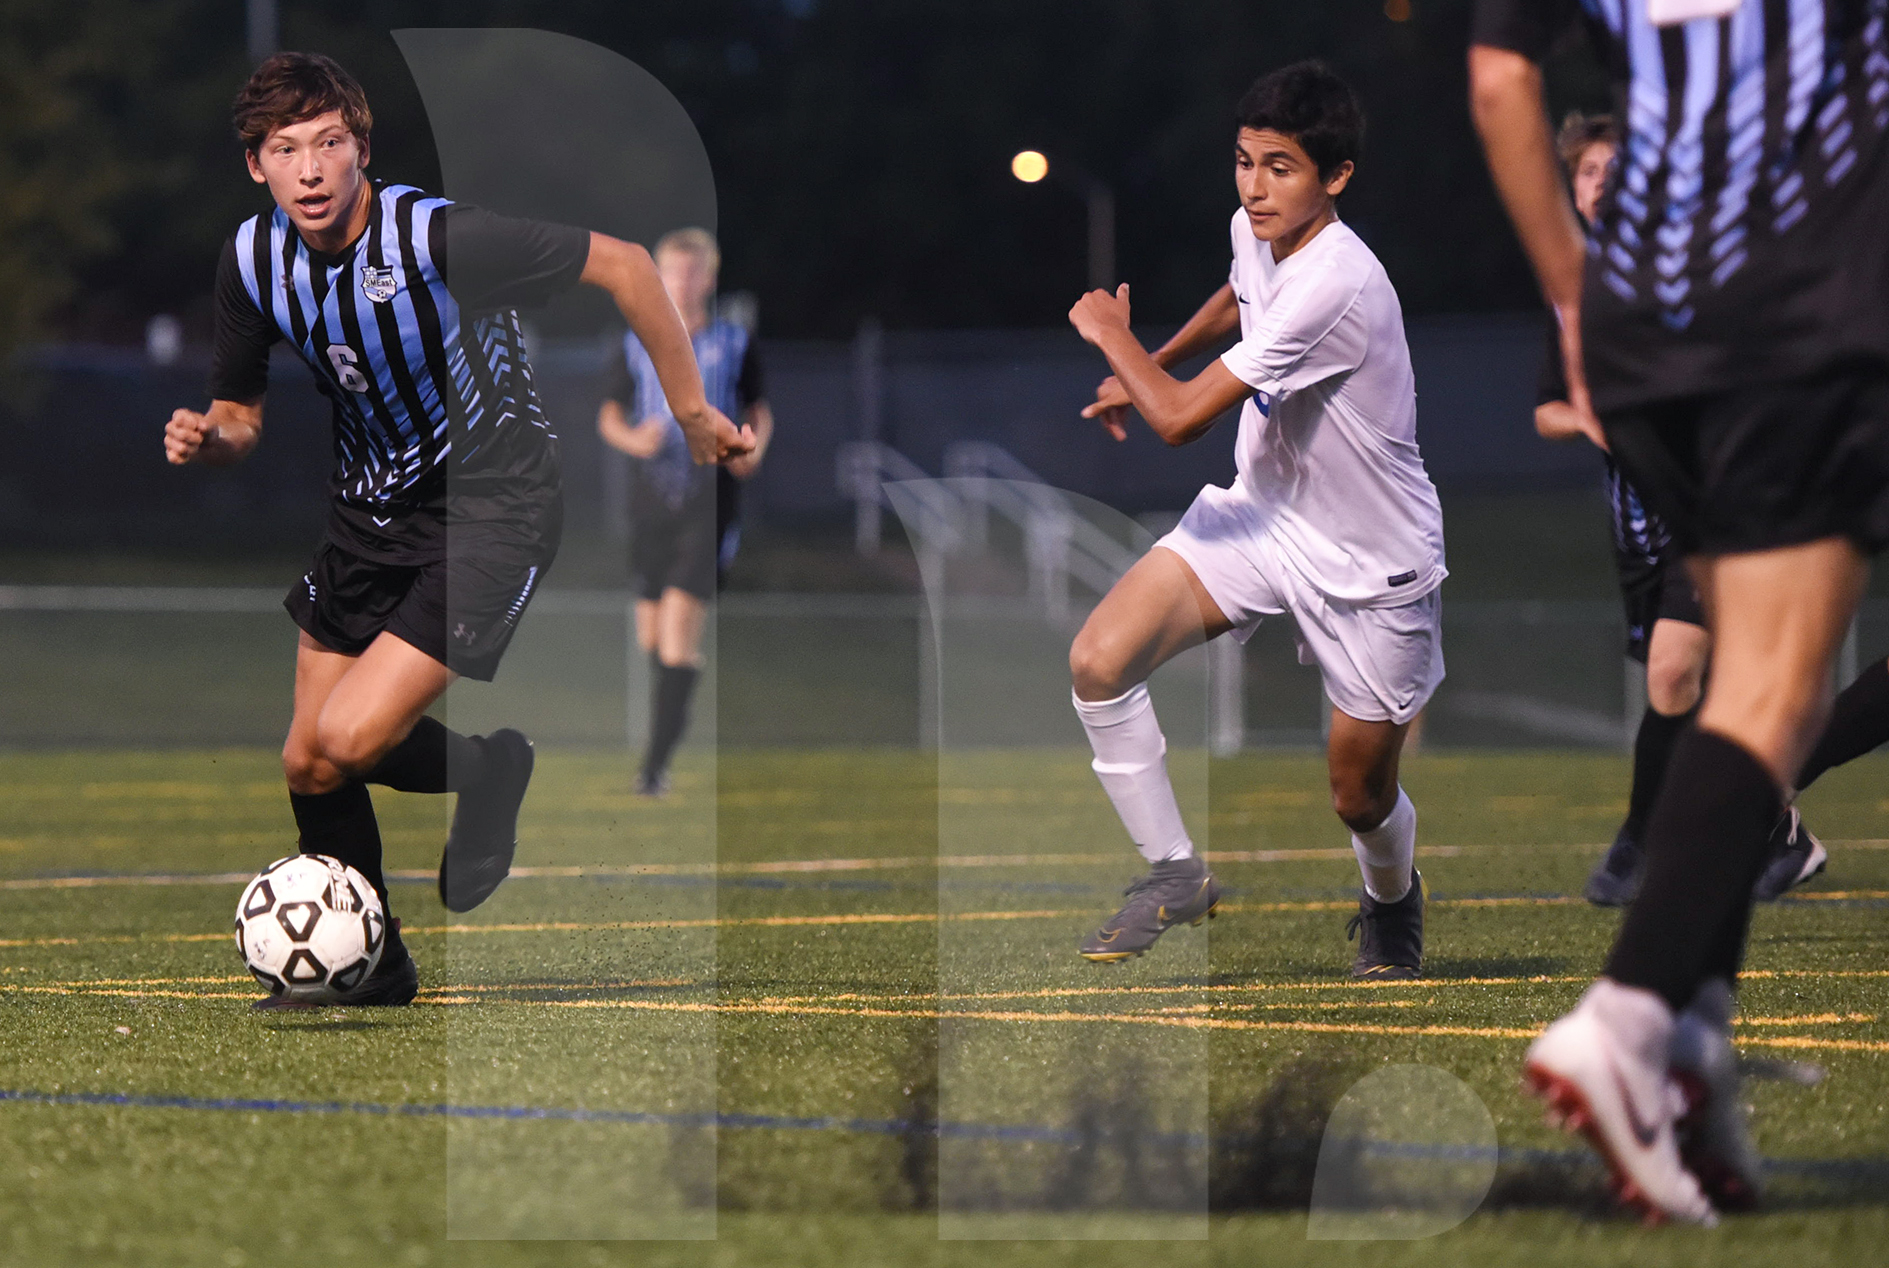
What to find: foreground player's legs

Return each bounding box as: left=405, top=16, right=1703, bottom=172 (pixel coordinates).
left=1070, top=548, right=1230, bottom=961
left=1589, top=617, right=1706, bottom=906
left=1527, top=538, right=1866, bottom=1222
left=637, top=586, right=706, bottom=795
left=279, top=631, right=453, bottom=1007
left=1329, top=710, right=1424, bottom=978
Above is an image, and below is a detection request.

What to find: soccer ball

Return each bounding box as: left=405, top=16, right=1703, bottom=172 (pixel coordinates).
left=234, top=855, right=385, bottom=1002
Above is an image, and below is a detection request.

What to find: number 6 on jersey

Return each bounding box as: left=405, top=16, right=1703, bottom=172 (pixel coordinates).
left=326, top=344, right=369, bottom=393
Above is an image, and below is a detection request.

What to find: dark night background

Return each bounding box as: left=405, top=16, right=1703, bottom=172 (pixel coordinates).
left=1, top=0, right=1613, bottom=355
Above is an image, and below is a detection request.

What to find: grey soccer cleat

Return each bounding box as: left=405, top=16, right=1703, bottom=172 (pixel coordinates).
left=1584, top=828, right=1644, bottom=907
left=1347, top=869, right=1424, bottom=979
left=439, top=729, right=535, bottom=913
left=1672, top=979, right=1762, bottom=1212
left=1078, top=856, right=1219, bottom=963
left=1751, top=806, right=1827, bottom=902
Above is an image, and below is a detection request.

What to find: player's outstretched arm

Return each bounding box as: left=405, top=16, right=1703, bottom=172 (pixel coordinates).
left=1469, top=45, right=1598, bottom=429
left=581, top=233, right=753, bottom=464
left=164, top=398, right=262, bottom=467
left=1070, top=284, right=1250, bottom=446
left=1087, top=284, right=1240, bottom=440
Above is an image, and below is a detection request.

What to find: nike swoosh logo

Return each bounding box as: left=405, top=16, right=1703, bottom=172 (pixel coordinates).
left=1611, top=1064, right=1661, bottom=1148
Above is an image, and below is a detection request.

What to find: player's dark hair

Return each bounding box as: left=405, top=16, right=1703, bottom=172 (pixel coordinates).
left=1556, top=111, right=1619, bottom=173
left=233, top=52, right=372, bottom=154
left=1235, top=61, right=1363, bottom=181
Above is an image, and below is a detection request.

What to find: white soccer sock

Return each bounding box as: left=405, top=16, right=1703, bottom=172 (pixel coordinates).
left=1351, top=787, right=1416, bottom=903
left=1072, top=684, right=1194, bottom=864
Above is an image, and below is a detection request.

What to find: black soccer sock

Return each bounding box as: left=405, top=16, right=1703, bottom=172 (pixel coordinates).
left=363, top=715, right=490, bottom=793
left=1603, top=730, right=1782, bottom=1010
left=290, top=782, right=389, bottom=910
left=1622, top=703, right=1696, bottom=840
left=1797, top=657, right=1889, bottom=790
left=643, top=661, right=701, bottom=780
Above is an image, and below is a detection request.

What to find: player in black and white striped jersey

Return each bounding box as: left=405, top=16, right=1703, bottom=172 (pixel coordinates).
left=1473, top=0, right=1889, bottom=1223
left=164, top=53, right=750, bottom=1007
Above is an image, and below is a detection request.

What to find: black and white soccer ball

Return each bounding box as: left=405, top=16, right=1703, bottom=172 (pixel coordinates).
left=234, top=855, right=385, bottom=1002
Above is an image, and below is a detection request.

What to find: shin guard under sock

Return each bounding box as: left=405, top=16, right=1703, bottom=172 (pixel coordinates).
left=1072, top=684, right=1194, bottom=863
left=1603, top=730, right=1782, bottom=1010
left=1623, top=704, right=1695, bottom=840
left=363, top=715, right=489, bottom=793
left=290, top=782, right=389, bottom=909
left=1797, top=657, right=1889, bottom=790
left=644, top=660, right=701, bottom=780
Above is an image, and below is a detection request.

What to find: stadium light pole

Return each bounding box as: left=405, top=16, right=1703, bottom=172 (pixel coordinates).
left=1011, top=150, right=1115, bottom=293
left=247, top=0, right=278, bottom=64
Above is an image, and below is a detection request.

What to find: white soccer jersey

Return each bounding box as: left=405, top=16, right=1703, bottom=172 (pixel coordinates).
left=1218, top=213, right=1445, bottom=607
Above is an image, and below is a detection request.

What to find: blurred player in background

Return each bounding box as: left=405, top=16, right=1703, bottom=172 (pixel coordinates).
left=1473, top=0, right=1889, bottom=1224
left=165, top=53, right=747, bottom=1007
left=1066, top=62, right=1446, bottom=979
left=1537, top=113, right=1829, bottom=907
left=598, top=228, right=773, bottom=796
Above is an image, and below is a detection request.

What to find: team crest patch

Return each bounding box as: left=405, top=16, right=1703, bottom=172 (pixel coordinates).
left=360, top=266, right=399, bottom=303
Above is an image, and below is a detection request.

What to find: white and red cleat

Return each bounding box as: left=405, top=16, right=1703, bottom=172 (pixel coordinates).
left=1524, top=979, right=1719, bottom=1227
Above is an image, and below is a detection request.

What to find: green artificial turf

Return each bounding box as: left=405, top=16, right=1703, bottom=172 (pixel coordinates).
left=1, top=747, right=1884, bottom=1266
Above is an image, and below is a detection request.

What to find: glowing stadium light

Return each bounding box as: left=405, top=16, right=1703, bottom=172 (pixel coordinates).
left=1010, top=150, right=1049, bottom=183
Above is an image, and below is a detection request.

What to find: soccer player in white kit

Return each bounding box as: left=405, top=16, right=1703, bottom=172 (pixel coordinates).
left=1066, top=61, right=1446, bottom=976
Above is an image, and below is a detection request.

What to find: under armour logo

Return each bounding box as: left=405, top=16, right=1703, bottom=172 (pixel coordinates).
left=452, top=622, right=478, bottom=645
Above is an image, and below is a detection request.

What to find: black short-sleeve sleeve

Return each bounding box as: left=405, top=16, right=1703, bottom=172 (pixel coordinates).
left=603, top=343, right=636, bottom=406
left=208, top=236, right=277, bottom=403
left=435, top=204, right=591, bottom=313
left=736, top=339, right=765, bottom=410
left=1471, top=0, right=1579, bottom=60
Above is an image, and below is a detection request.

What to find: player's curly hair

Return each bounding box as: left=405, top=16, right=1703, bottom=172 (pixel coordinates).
left=233, top=52, right=373, bottom=154
left=1556, top=112, right=1619, bottom=173
left=1236, top=61, right=1364, bottom=181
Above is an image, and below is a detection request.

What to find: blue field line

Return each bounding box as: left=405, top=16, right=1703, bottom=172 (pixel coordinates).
left=0, top=1087, right=1116, bottom=1143
left=3, top=1087, right=1884, bottom=1186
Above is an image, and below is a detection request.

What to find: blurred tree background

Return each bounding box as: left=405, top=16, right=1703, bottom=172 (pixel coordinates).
left=0, top=0, right=1613, bottom=354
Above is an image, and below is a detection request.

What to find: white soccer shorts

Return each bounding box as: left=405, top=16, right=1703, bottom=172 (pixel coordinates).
left=1156, top=483, right=1444, bottom=725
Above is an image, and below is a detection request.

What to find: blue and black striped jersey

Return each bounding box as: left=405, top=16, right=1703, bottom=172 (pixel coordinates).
left=1476, top=0, right=1889, bottom=411
left=605, top=320, right=762, bottom=512
left=210, top=182, right=589, bottom=562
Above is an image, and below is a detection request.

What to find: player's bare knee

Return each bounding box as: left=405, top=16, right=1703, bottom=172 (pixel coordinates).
left=1645, top=656, right=1704, bottom=716
left=1069, top=632, right=1130, bottom=701
left=1330, top=775, right=1394, bottom=833
left=282, top=740, right=343, bottom=796
left=313, top=713, right=389, bottom=778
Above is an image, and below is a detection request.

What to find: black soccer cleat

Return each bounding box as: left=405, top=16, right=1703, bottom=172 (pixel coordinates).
left=1583, top=828, right=1644, bottom=908
left=1751, top=806, right=1828, bottom=902
left=439, top=729, right=535, bottom=913
left=334, top=918, right=419, bottom=1006
left=1078, top=855, right=1219, bottom=962
left=1347, top=869, right=1424, bottom=979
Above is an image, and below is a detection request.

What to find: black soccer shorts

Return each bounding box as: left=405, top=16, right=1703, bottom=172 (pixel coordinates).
left=1619, top=559, right=1706, bottom=664
left=1602, top=364, right=1889, bottom=557
left=284, top=499, right=563, bottom=683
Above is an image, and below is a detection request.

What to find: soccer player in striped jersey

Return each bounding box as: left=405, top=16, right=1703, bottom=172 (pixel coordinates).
left=597, top=227, right=774, bottom=796
left=1537, top=113, right=1830, bottom=907
left=1473, top=0, right=1889, bottom=1224
left=163, top=53, right=749, bottom=1009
